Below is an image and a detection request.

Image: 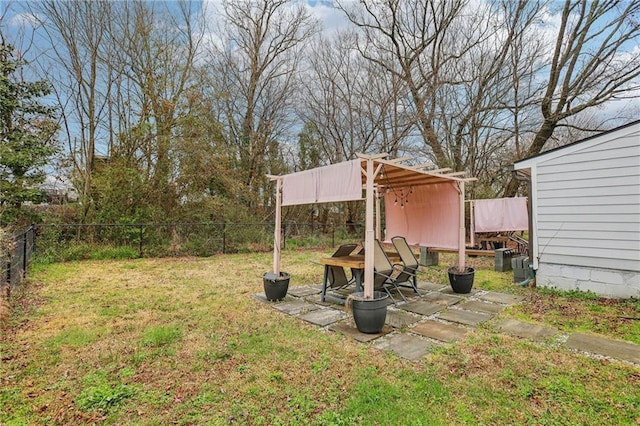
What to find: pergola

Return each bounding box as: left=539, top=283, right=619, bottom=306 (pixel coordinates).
left=268, top=153, right=476, bottom=299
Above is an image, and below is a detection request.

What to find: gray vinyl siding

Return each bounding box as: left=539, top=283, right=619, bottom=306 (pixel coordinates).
left=535, top=130, right=640, bottom=273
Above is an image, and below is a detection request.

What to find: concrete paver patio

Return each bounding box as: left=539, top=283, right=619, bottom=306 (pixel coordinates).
left=255, top=282, right=640, bottom=366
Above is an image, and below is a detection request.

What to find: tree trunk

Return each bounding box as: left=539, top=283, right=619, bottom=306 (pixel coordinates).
left=503, top=119, right=556, bottom=197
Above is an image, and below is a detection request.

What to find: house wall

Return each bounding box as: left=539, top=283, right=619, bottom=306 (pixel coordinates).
left=532, top=123, right=640, bottom=298
left=536, top=263, right=640, bottom=298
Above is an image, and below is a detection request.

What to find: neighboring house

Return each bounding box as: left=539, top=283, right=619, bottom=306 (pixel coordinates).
left=37, top=175, right=79, bottom=204
left=513, top=120, right=640, bottom=298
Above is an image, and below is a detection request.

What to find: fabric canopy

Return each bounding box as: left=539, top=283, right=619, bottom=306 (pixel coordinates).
left=270, top=153, right=475, bottom=294
left=281, top=159, right=363, bottom=206
left=474, top=197, right=528, bottom=232
left=384, top=182, right=460, bottom=249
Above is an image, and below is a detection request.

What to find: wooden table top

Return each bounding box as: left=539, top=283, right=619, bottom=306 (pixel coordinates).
left=318, top=255, right=365, bottom=268
left=319, top=251, right=403, bottom=268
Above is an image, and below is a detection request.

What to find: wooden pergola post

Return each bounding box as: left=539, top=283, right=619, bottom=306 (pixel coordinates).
left=458, top=180, right=466, bottom=271
left=272, top=177, right=282, bottom=275
left=469, top=200, right=475, bottom=248
left=363, top=156, right=375, bottom=298
left=375, top=187, right=381, bottom=241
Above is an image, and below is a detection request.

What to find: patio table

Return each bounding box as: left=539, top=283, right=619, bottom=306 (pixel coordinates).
left=318, top=251, right=401, bottom=304
left=318, top=255, right=365, bottom=304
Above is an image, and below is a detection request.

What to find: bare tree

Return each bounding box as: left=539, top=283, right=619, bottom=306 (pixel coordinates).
left=337, top=0, right=543, bottom=195
left=298, top=30, right=416, bottom=165
left=296, top=30, right=417, bottom=228
left=206, top=0, right=318, bottom=207
left=338, top=0, right=640, bottom=197
left=503, top=0, right=640, bottom=195
left=337, top=0, right=471, bottom=169
left=32, top=1, right=115, bottom=218
left=108, top=1, right=205, bottom=214
left=436, top=0, right=543, bottom=196
left=32, top=1, right=206, bottom=220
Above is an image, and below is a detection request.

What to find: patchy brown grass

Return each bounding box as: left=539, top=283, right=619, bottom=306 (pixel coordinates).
left=1, top=250, right=638, bottom=425
left=512, top=288, right=640, bottom=343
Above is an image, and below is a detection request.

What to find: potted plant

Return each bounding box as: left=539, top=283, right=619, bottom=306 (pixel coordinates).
left=447, top=266, right=475, bottom=293
left=346, top=291, right=389, bottom=334
left=263, top=271, right=290, bottom=301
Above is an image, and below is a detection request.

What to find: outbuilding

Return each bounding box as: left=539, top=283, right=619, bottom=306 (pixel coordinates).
left=513, top=120, right=640, bottom=298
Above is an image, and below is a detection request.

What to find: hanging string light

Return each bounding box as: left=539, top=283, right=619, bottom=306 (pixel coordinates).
left=381, top=165, right=412, bottom=208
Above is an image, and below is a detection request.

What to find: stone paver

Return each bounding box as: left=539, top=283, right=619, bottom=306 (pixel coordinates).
left=374, top=333, right=438, bottom=361
left=288, top=285, right=321, bottom=297
left=412, top=320, right=468, bottom=342
left=458, top=300, right=505, bottom=314
left=566, top=333, right=640, bottom=365
left=439, top=287, right=481, bottom=297
left=273, top=299, right=320, bottom=315
left=417, top=281, right=448, bottom=292
left=394, top=287, right=422, bottom=301
left=258, top=286, right=639, bottom=366
left=298, top=308, right=346, bottom=327
left=253, top=293, right=295, bottom=303
left=421, top=292, right=464, bottom=306
left=497, top=319, right=558, bottom=341
left=400, top=300, right=446, bottom=316
left=303, top=293, right=333, bottom=305
left=329, top=322, right=393, bottom=342
left=437, top=308, right=493, bottom=326
left=479, top=291, right=524, bottom=305
left=385, top=309, right=421, bottom=328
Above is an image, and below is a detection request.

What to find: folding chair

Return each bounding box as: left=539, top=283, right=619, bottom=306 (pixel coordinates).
left=371, top=239, right=406, bottom=303
left=391, top=236, right=421, bottom=296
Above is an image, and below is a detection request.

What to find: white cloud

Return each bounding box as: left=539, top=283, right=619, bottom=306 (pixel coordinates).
left=8, top=12, right=40, bottom=28
left=201, top=0, right=351, bottom=37
left=304, top=1, right=349, bottom=35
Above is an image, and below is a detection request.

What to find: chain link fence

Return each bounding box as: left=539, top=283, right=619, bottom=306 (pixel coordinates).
left=34, top=222, right=365, bottom=262
left=1, top=226, right=35, bottom=289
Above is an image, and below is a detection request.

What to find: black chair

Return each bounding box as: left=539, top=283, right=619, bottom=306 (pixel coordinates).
left=371, top=239, right=404, bottom=303
left=391, top=236, right=421, bottom=296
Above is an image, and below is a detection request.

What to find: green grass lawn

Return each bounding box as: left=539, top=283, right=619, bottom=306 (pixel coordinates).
left=1, top=250, right=639, bottom=425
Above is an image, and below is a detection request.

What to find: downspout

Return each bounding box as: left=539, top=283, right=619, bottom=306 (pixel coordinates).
left=517, top=264, right=535, bottom=287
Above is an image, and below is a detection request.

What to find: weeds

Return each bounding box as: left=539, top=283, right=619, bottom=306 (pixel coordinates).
left=76, top=372, right=136, bottom=412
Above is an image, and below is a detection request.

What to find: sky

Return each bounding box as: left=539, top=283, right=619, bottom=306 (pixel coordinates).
left=2, top=1, right=639, bottom=144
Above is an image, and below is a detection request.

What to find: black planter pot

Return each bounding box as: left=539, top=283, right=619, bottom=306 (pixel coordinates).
left=263, top=272, right=290, bottom=301
left=447, top=267, right=475, bottom=294
left=350, top=291, right=389, bottom=334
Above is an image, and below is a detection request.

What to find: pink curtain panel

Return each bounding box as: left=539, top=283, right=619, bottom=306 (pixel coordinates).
left=474, top=197, right=528, bottom=232
left=385, top=182, right=460, bottom=249
left=282, top=159, right=363, bottom=206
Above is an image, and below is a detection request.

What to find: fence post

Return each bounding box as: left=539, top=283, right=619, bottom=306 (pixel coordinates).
left=222, top=223, right=226, bottom=254
left=22, top=227, right=29, bottom=275
left=138, top=225, right=143, bottom=257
